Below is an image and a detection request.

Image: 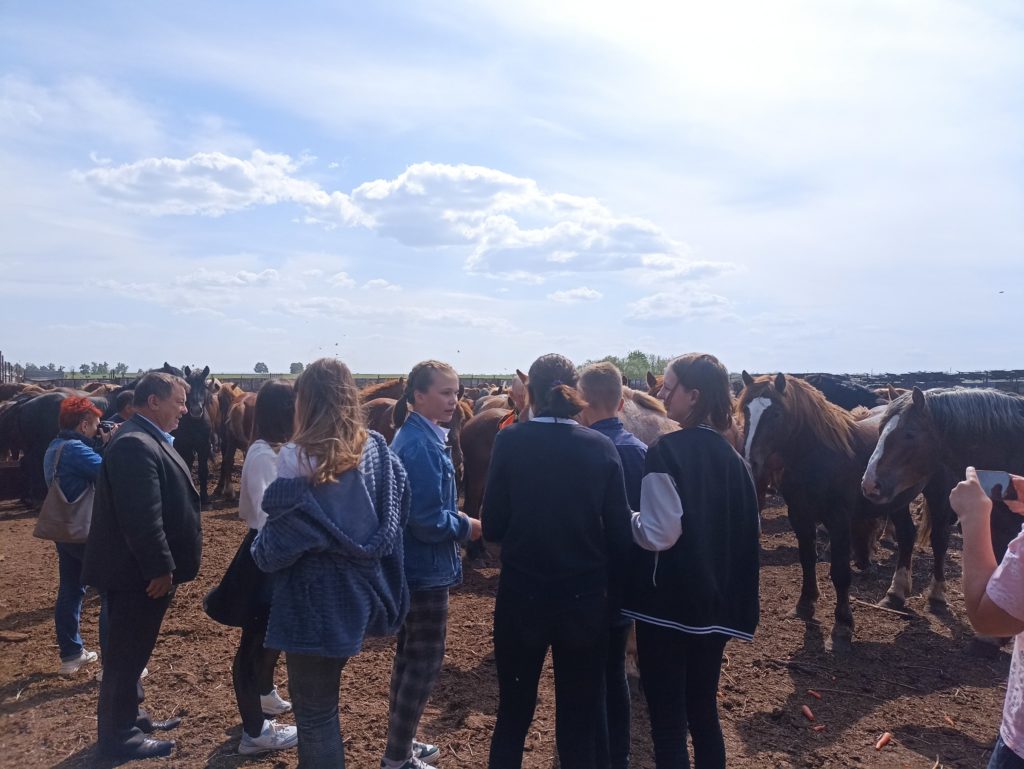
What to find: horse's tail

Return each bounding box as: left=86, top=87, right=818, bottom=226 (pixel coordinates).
left=915, top=495, right=932, bottom=548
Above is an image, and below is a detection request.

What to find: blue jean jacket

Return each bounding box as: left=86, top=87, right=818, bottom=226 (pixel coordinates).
left=391, top=411, right=469, bottom=590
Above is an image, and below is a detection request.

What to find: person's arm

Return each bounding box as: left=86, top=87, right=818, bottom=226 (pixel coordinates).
left=64, top=440, right=104, bottom=483
left=104, top=437, right=176, bottom=581
left=951, top=467, right=1024, bottom=637
left=251, top=480, right=328, bottom=573
left=239, top=445, right=276, bottom=530
left=401, top=441, right=471, bottom=544
left=481, top=432, right=513, bottom=542
left=632, top=443, right=684, bottom=551
left=602, top=453, right=634, bottom=592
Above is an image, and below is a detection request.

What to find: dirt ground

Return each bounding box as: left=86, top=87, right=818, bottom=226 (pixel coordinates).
left=0, top=479, right=1013, bottom=769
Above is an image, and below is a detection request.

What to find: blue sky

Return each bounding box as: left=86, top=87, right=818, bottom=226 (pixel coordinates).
left=1, top=1, right=1022, bottom=375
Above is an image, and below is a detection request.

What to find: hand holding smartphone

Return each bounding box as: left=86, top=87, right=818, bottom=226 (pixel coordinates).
left=975, top=470, right=1024, bottom=514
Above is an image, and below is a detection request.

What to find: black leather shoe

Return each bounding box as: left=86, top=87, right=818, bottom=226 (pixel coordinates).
left=102, top=738, right=175, bottom=760
left=137, top=717, right=182, bottom=733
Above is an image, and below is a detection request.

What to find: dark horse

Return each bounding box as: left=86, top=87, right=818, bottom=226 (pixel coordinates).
left=738, top=371, right=919, bottom=652
left=172, top=365, right=215, bottom=508
left=796, top=374, right=886, bottom=411
left=861, top=387, right=1024, bottom=616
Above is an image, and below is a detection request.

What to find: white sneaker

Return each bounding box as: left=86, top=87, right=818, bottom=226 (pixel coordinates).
left=96, top=666, right=148, bottom=682
left=238, top=720, right=298, bottom=755
left=260, top=686, right=292, bottom=715
left=59, top=649, right=98, bottom=676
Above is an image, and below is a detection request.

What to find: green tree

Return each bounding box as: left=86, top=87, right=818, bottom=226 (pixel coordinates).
left=79, top=363, right=91, bottom=375
left=289, top=362, right=305, bottom=374
left=254, top=362, right=269, bottom=374
left=112, top=363, right=129, bottom=376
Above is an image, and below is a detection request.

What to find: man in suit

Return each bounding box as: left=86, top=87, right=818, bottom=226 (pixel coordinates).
left=83, top=372, right=202, bottom=760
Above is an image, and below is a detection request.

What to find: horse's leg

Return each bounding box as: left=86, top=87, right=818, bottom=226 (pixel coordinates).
left=787, top=507, right=820, bottom=621
left=223, top=433, right=238, bottom=502
left=879, top=505, right=915, bottom=610
left=827, top=519, right=855, bottom=653
left=925, top=489, right=952, bottom=610
left=197, top=433, right=210, bottom=508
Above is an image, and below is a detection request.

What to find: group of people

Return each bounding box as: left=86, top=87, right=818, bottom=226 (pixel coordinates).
left=36, top=349, right=1024, bottom=769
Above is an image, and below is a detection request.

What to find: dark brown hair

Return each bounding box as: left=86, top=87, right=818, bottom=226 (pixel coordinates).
left=114, top=389, right=135, bottom=413
left=668, top=352, right=733, bottom=431
left=527, top=353, right=587, bottom=419
left=252, top=379, right=295, bottom=446
left=393, top=360, right=458, bottom=428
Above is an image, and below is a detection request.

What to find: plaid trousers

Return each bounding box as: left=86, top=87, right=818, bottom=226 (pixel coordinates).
left=384, top=587, right=450, bottom=762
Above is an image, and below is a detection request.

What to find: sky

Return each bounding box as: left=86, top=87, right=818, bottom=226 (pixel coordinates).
left=1, top=1, right=1022, bottom=376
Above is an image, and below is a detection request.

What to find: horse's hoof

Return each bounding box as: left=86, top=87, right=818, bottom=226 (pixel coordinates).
left=927, top=598, right=949, bottom=614
left=878, top=593, right=906, bottom=611
left=787, top=605, right=818, bottom=622
left=831, top=631, right=854, bottom=654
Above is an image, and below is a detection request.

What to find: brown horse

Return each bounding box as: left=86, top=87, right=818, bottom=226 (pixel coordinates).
left=214, top=389, right=256, bottom=501
left=861, top=387, right=1024, bottom=619
left=363, top=397, right=398, bottom=444
left=359, top=377, right=405, bottom=403
left=738, top=372, right=918, bottom=651
left=474, top=393, right=512, bottom=414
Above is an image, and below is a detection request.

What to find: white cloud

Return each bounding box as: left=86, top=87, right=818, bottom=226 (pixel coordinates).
left=329, top=271, right=355, bottom=288
left=547, top=287, right=602, bottom=304
left=78, top=150, right=365, bottom=222
left=626, top=290, right=733, bottom=322
left=363, top=279, right=401, bottom=291
left=174, top=267, right=279, bottom=289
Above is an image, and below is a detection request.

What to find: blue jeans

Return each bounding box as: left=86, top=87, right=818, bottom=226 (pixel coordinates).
left=990, top=735, right=1024, bottom=768
left=286, top=653, right=350, bottom=769
left=55, top=543, right=108, bottom=661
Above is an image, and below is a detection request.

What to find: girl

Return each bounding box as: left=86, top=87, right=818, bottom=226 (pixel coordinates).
left=252, top=358, right=410, bottom=769
left=623, top=353, right=760, bottom=769
left=230, top=379, right=297, bottom=755
left=483, top=353, right=633, bottom=769
left=381, top=360, right=482, bottom=769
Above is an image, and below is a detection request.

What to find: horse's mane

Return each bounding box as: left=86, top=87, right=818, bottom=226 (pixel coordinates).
left=740, top=374, right=856, bottom=458
left=894, top=387, right=1024, bottom=445
left=623, top=387, right=667, bottom=414
left=360, top=377, right=405, bottom=401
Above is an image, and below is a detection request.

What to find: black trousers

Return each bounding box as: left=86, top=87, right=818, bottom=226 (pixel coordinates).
left=488, top=583, right=607, bottom=769
left=233, top=611, right=281, bottom=738
left=635, top=622, right=728, bottom=769
left=596, top=622, right=632, bottom=769
left=97, top=587, right=173, bottom=754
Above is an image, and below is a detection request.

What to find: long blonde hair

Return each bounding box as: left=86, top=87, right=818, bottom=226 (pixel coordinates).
left=292, top=358, right=368, bottom=484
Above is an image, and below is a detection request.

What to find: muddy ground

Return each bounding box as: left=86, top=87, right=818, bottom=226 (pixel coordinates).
left=0, top=481, right=1012, bottom=769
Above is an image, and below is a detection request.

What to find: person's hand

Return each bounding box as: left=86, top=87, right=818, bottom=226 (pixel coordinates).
left=460, top=512, right=483, bottom=541
left=146, top=574, right=173, bottom=599
left=98, top=428, right=113, bottom=445
left=950, top=467, right=993, bottom=527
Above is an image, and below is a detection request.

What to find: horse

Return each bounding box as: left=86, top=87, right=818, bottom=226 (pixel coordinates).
left=796, top=373, right=887, bottom=410
left=474, top=394, right=512, bottom=414
left=359, top=377, right=405, bottom=404
left=861, top=387, right=1024, bottom=616
left=217, top=392, right=257, bottom=501
left=212, top=382, right=247, bottom=498
left=621, top=387, right=679, bottom=446
left=172, top=365, right=215, bottom=508
left=738, top=371, right=918, bottom=651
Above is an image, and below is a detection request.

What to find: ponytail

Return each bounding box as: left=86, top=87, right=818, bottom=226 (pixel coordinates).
left=527, top=353, right=587, bottom=419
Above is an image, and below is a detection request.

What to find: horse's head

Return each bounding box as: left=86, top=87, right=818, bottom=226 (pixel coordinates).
left=737, top=371, right=794, bottom=483
left=646, top=371, right=662, bottom=396
left=182, top=365, right=213, bottom=420
left=862, top=387, right=939, bottom=504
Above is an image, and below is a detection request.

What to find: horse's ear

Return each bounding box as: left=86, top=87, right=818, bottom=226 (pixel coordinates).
left=621, top=373, right=629, bottom=386
left=458, top=382, right=465, bottom=400
left=516, top=369, right=528, bottom=385
left=201, top=366, right=210, bottom=380
left=496, top=383, right=504, bottom=394
left=184, top=365, right=192, bottom=378
left=911, top=387, right=926, bottom=409
left=742, top=370, right=754, bottom=387
left=647, top=371, right=657, bottom=388
left=774, top=372, right=787, bottom=393
left=887, top=384, right=898, bottom=402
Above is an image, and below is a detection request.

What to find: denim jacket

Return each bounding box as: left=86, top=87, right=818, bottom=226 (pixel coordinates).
left=43, top=430, right=103, bottom=501
left=391, top=411, right=470, bottom=590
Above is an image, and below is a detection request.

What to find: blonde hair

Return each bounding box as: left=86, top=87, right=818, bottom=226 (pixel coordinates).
left=292, top=358, right=367, bottom=485
left=393, top=359, right=458, bottom=428
left=578, top=361, right=624, bottom=412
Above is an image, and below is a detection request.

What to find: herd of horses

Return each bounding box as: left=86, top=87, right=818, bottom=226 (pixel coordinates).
left=2, top=365, right=1023, bottom=655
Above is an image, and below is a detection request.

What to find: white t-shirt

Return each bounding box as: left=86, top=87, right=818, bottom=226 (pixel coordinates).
left=238, top=440, right=281, bottom=531
left=987, top=522, right=1024, bottom=759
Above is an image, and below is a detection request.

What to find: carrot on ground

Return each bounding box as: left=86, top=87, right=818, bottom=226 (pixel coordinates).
left=801, top=705, right=815, bottom=721
left=807, top=689, right=822, bottom=700
left=875, top=732, right=893, bottom=750
left=943, top=715, right=955, bottom=727
left=813, top=725, right=826, bottom=732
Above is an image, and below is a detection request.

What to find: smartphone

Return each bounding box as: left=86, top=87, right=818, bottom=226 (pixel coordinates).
left=976, top=470, right=1021, bottom=503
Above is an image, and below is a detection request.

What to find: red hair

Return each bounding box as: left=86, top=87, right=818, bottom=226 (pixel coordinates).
left=59, top=397, right=102, bottom=430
